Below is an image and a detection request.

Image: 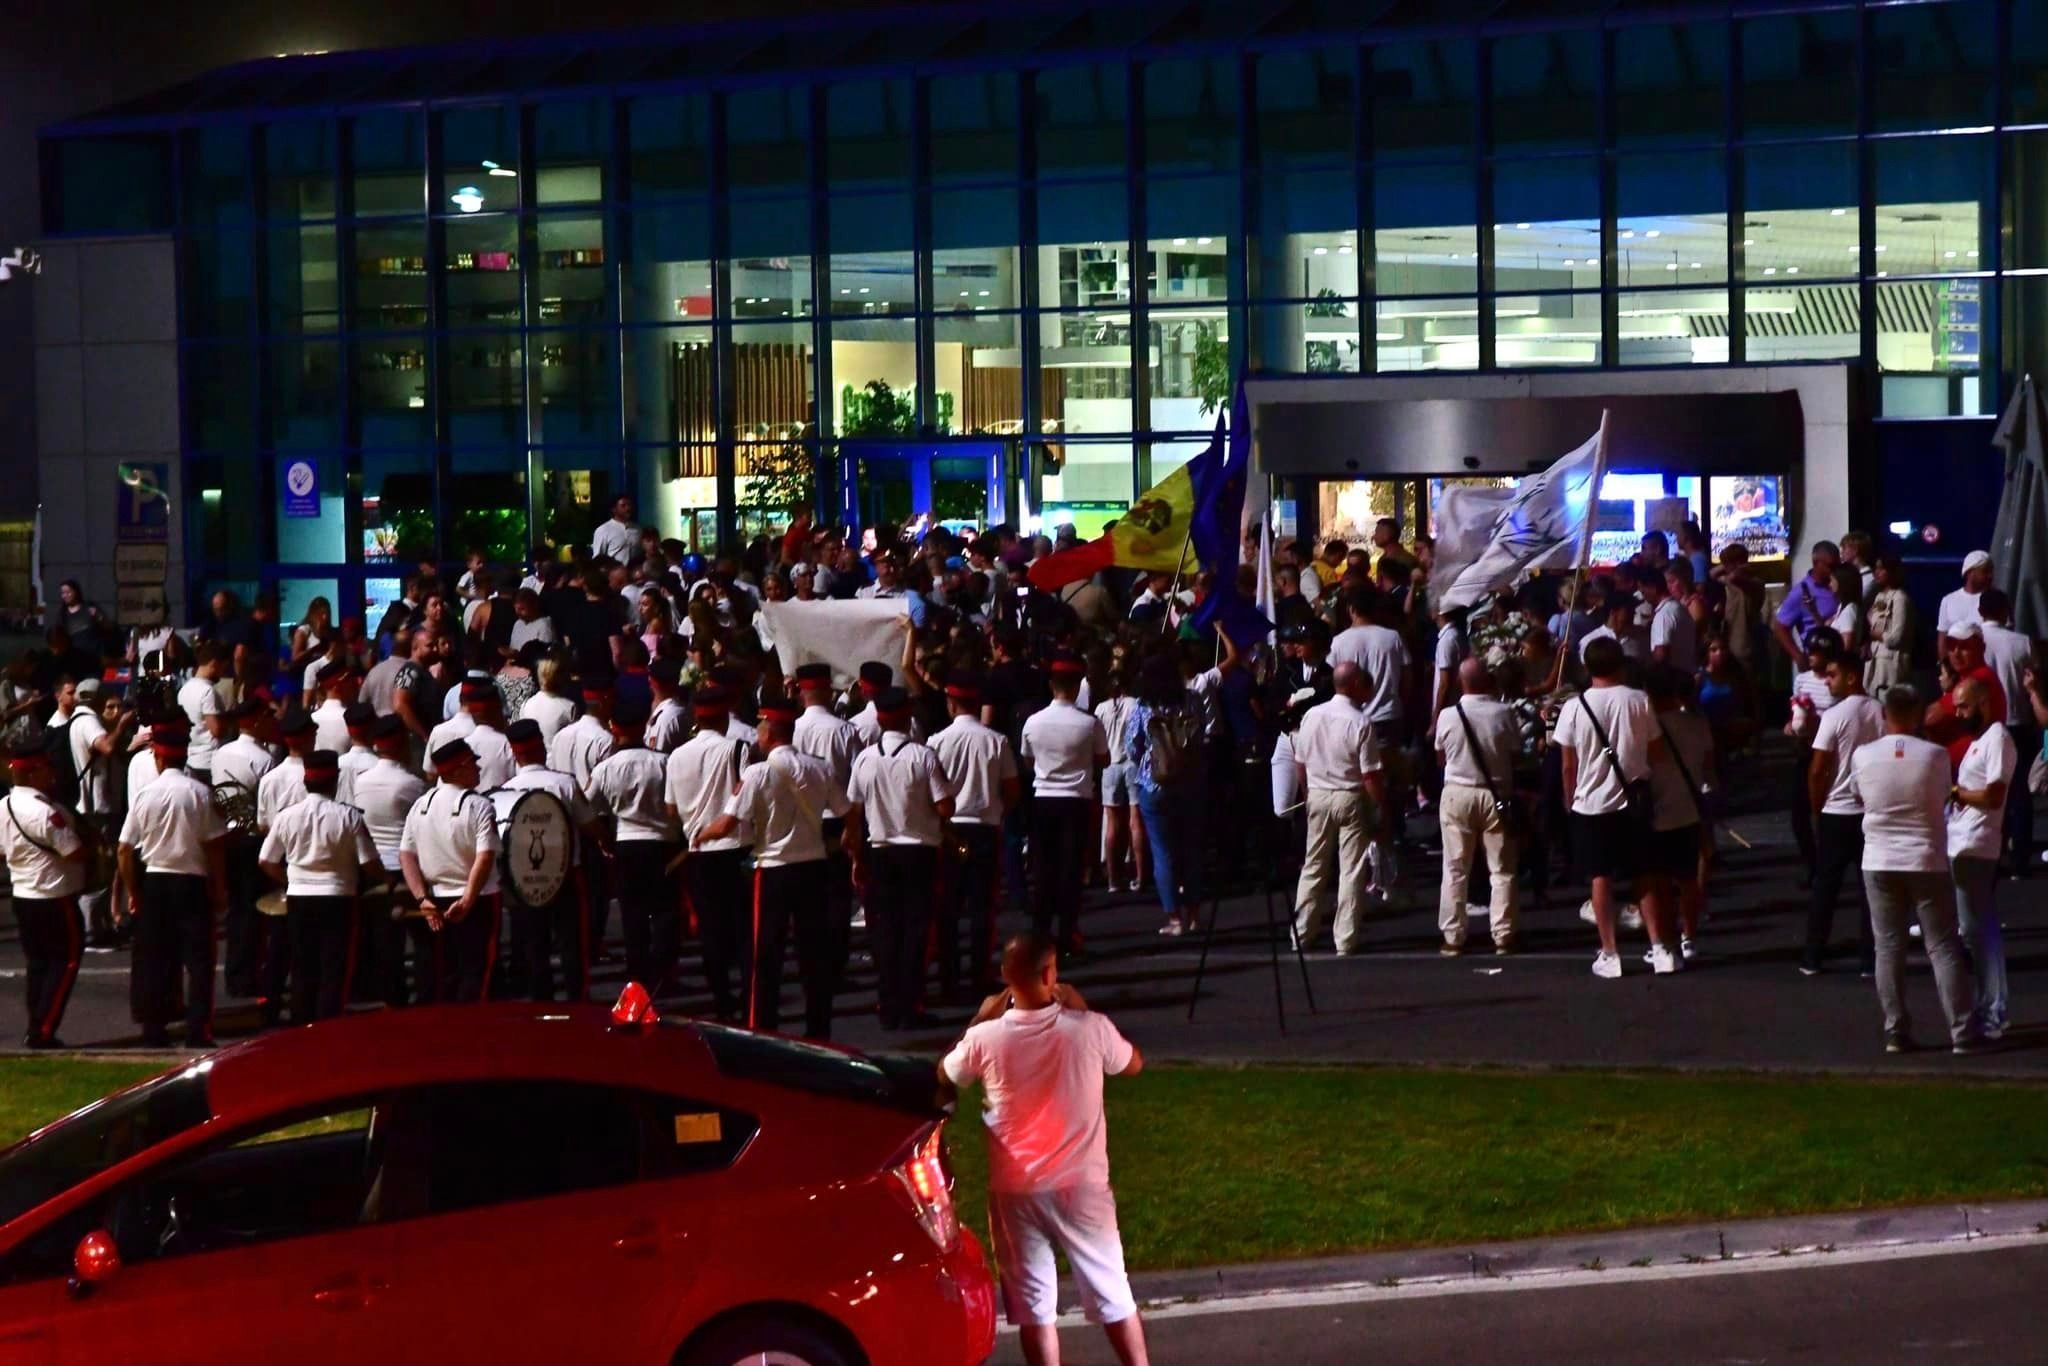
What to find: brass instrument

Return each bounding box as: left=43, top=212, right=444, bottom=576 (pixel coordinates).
left=210, top=780, right=257, bottom=837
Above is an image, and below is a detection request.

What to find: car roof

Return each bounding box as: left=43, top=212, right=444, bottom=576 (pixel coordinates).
left=198, top=1004, right=720, bottom=1122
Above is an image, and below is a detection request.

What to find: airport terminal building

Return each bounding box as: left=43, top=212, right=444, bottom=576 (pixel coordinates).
left=31, top=0, right=2048, bottom=629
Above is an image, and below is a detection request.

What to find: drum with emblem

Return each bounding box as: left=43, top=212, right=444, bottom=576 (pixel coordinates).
left=496, top=788, right=572, bottom=909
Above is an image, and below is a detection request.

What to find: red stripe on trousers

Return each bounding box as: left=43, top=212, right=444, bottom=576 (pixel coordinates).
left=39, top=897, right=82, bottom=1041
left=747, top=869, right=763, bottom=1032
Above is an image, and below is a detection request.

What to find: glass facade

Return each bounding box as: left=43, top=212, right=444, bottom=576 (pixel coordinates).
left=37, top=0, right=2048, bottom=601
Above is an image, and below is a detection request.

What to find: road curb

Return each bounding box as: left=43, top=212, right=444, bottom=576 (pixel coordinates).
left=1115, top=1199, right=2048, bottom=1314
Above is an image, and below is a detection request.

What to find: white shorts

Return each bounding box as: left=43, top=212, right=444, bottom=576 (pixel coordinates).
left=988, top=1183, right=1137, bottom=1327
left=1101, top=761, right=1137, bottom=807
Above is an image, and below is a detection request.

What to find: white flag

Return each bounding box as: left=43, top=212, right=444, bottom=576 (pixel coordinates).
left=1434, top=425, right=1606, bottom=613
left=1254, top=518, right=1276, bottom=642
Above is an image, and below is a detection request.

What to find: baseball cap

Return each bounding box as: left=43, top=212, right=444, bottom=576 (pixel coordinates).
left=1945, top=620, right=1983, bottom=641
left=74, top=678, right=103, bottom=699
left=1961, top=550, right=1991, bottom=577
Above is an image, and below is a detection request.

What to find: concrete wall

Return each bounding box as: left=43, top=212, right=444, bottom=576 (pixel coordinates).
left=1244, top=364, right=1854, bottom=568
left=33, top=235, right=185, bottom=624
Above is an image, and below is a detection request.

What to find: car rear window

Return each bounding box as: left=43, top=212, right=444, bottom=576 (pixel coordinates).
left=689, top=1024, right=944, bottom=1116
left=0, top=1066, right=211, bottom=1226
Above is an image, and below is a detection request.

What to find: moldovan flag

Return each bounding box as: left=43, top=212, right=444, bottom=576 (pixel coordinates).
left=1028, top=432, right=1216, bottom=591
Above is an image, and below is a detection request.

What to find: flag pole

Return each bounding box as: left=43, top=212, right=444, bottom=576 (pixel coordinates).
left=1548, top=410, right=1611, bottom=695
left=1161, top=516, right=1196, bottom=637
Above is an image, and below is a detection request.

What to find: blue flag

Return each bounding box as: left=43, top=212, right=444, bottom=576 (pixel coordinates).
left=1188, top=577, right=1273, bottom=651
left=1189, top=381, right=1249, bottom=576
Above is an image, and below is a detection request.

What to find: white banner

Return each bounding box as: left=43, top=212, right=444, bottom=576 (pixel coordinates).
left=760, top=598, right=908, bottom=689
left=1434, top=423, right=1607, bottom=613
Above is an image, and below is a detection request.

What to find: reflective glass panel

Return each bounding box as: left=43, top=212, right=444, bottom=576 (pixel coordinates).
left=352, top=111, right=424, bottom=218
left=830, top=318, right=919, bottom=436
left=533, top=213, right=608, bottom=326
left=1741, top=10, right=1857, bottom=139
left=931, top=71, right=1018, bottom=184
left=1375, top=163, right=1475, bottom=295
left=1035, top=64, right=1128, bottom=178
left=1375, top=297, right=1481, bottom=373
left=624, top=201, right=712, bottom=324
left=265, top=121, right=334, bottom=220
left=440, top=106, right=521, bottom=214
left=1617, top=152, right=1727, bottom=287
left=628, top=93, right=712, bottom=198
left=1744, top=142, right=1859, bottom=280
left=828, top=79, right=912, bottom=189
left=1145, top=58, right=1239, bottom=175
left=1744, top=283, right=1860, bottom=362
left=1871, top=136, right=1991, bottom=277
left=1257, top=48, right=1355, bottom=170
left=934, top=312, right=1024, bottom=435
left=1617, top=289, right=1731, bottom=366
left=730, top=196, right=815, bottom=318
left=1872, top=0, right=1995, bottom=133
left=727, top=87, right=811, bottom=192
left=1495, top=293, right=1602, bottom=368
left=1490, top=31, right=1598, bottom=152
left=535, top=100, right=608, bottom=205
left=1615, top=22, right=1727, bottom=148
left=1370, top=39, right=1476, bottom=163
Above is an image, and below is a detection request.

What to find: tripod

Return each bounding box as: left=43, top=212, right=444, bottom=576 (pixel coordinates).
left=1188, top=808, right=1317, bottom=1033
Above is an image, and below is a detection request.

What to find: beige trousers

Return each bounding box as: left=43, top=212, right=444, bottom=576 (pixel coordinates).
left=1438, top=783, right=1519, bottom=945
left=1294, top=788, right=1373, bottom=952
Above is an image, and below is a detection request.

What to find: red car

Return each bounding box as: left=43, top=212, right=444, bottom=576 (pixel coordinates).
left=0, top=995, right=995, bottom=1365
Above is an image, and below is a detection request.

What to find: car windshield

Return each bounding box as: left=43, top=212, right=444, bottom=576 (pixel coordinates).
left=689, top=1023, right=945, bottom=1116
left=0, top=1065, right=212, bottom=1227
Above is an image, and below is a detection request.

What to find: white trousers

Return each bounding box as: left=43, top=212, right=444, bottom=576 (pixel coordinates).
left=988, top=1183, right=1137, bottom=1327
left=1438, top=783, right=1519, bottom=945
left=1294, top=788, right=1372, bottom=952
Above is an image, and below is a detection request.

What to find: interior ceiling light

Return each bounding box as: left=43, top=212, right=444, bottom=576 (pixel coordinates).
left=1830, top=208, right=1847, bottom=216
left=1644, top=230, right=1660, bottom=238
left=449, top=186, right=484, bottom=213
left=1196, top=237, right=1213, bottom=245
left=1621, top=230, right=1635, bottom=239
left=1515, top=222, right=1531, bottom=230
left=1314, top=246, right=1329, bottom=255
left=1786, top=266, right=1800, bottom=274
left=1875, top=244, right=1888, bottom=253
left=1742, top=238, right=1756, bottom=246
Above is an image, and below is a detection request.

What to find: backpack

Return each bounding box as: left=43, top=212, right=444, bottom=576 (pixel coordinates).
left=44, top=720, right=84, bottom=811
left=1143, top=707, right=1200, bottom=786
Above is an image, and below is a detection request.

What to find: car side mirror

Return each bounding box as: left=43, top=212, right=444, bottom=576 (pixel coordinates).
left=67, top=1230, right=120, bottom=1298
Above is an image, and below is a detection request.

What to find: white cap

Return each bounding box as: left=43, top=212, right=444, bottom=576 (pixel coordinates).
left=1961, top=550, right=1991, bottom=576
left=1946, top=620, right=1983, bottom=641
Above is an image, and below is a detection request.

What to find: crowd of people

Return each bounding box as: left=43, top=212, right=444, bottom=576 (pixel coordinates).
left=1, top=492, right=2042, bottom=1057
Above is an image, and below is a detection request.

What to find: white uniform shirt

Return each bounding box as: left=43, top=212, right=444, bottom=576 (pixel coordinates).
left=0, top=789, right=85, bottom=899
left=1555, top=685, right=1655, bottom=815
left=726, top=747, right=840, bottom=867
left=400, top=783, right=502, bottom=897
left=519, top=691, right=578, bottom=746
left=591, top=517, right=640, bottom=566
left=1649, top=597, right=1698, bottom=673
left=65, top=708, right=112, bottom=816
left=1295, top=695, right=1383, bottom=792
left=255, top=755, right=309, bottom=834
left=1811, top=694, right=1885, bottom=815
left=548, top=714, right=616, bottom=796
left=664, top=729, right=744, bottom=851
left=589, top=748, right=679, bottom=843
left=1329, top=625, right=1411, bottom=725
left=645, top=697, right=689, bottom=754
left=353, top=756, right=429, bottom=871
left=940, top=1003, right=1135, bottom=1195
left=127, top=745, right=164, bottom=804
left=310, top=699, right=352, bottom=754
left=259, top=792, right=377, bottom=896
left=1019, top=699, right=1107, bottom=801
left=338, top=744, right=378, bottom=799
left=846, top=732, right=954, bottom=847
left=1949, top=723, right=2018, bottom=862
left=852, top=701, right=926, bottom=748
left=1094, top=695, right=1139, bottom=766
left=930, top=714, right=1018, bottom=827
left=177, top=676, right=224, bottom=772
left=726, top=714, right=760, bottom=758
left=793, top=705, right=860, bottom=816
left=211, top=735, right=277, bottom=807
left=425, top=714, right=516, bottom=789
left=1433, top=696, right=1517, bottom=791
left=120, top=768, right=225, bottom=876
left=1847, top=733, right=1952, bottom=874
left=1936, top=587, right=1982, bottom=637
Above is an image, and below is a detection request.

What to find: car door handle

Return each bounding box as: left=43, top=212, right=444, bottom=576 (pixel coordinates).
left=612, top=1220, right=660, bottom=1259
left=312, top=1273, right=386, bottom=1311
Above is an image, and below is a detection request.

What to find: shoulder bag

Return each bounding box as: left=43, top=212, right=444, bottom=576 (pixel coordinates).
left=1576, top=691, right=1656, bottom=838
left=1452, top=700, right=1526, bottom=840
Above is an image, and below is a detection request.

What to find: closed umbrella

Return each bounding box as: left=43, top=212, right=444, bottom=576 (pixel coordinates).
left=1990, top=375, right=2048, bottom=639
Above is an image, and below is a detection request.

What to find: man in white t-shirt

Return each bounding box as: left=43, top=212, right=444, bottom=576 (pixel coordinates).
left=1936, top=550, right=1991, bottom=664
left=1844, top=686, right=1980, bottom=1054
left=1643, top=571, right=1697, bottom=675
left=1292, top=663, right=1386, bottom=956
left=1020, top=655, right=1108, bottom=954
left=1433, top=658, right=1520, bottom=955
left=1947, top=677, right=2017, bottom=1039
left=1554, top=636, right=1671, bottom=977
left=1328, top=590, right=1412, bottom=744
left=940, top=934, right=1148, bottom=1366
left=1801, top=649, right=1883, bottom=977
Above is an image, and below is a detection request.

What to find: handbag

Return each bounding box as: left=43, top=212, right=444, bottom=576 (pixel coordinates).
left=1655, top=713, right=1711, bottom=827
left=1452, top=700, right=1527, bottom=840
left=1575, top=691, right=1655, bottom=837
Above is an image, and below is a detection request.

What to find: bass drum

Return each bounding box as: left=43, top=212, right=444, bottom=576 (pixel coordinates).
left=497, top=789, right=572, bottom=909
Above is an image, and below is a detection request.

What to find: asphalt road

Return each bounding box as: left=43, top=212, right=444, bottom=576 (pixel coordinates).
left=987, top=1243, right=2048, bottom=1365
left=5, top=768, right=2046, bottom=1076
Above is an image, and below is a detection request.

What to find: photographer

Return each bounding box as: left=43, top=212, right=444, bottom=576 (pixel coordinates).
left=56, top=678, right=133, bottom=948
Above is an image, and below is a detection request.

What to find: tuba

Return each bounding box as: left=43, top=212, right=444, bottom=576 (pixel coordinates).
left=211, top=779, right=257, bottom=837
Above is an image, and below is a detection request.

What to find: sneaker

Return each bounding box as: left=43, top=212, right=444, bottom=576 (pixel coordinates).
left=1620, top=904, right=1644, bottom=932
left=1983, top=1019, right=2008, bottom=1041
left=850, top=910, right=867, bottom=931
left=1439, top=940, right=1465, bottom=957
left=1953, top=1036, right=1991, bottom=1056
left=1680, top=938, right=1698, bottom=961
left=1908, top=922, right=1922, bottom=940
left=1798, top=963, right=1823, bottom=978
left=1578, top=899, right=1597, bottom=926
left=1494, top=936, right=1518, bottom=957
left=1591, top=951, right=1623, bottom=979
left=1884, top=1031, right=1913, bottom=1054
left=1158, top=918, right=1186, bottom=937
left=1650, top=944, right=1681, bottom=975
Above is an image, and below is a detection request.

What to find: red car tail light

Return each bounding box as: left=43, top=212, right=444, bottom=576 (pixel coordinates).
left=892, top=1124, right=958, bottom=1253
left=611, top=981, right=660, bottom=1029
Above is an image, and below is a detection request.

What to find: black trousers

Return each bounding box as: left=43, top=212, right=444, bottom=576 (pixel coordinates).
left=868, top=844, right=937, bottom=1029
left=286, top=895, right=357, bottom=1023
left=1031, top=797, right=1091, bottom=950
left=509, top=869, right=589, bottom=1003
left=684, top=846, right=746, bottom=1018
left=405, top=915, right=444, bottom=1005
left=1805, top=812, right=1874, bottom=971
left=939, top=823, right=1001, bottom=999
left=222, top=840, right=263, bottom=995
left=583, top=834, right=612, bottom=956
left=258, top=899, right=292, bottom=1026
left=750, top=861, right=836, bottom=1038
left=821, top=818, right=855, bottom=984
left=616, top=841, right=682, bottom=1000
left=14, top=895, right=81, bottom=1044
left=355, top=886, right=407, bottom=1008
left=428, top=893, right=500, bottom=1002
left=133, top=873, right=212, bottom=1040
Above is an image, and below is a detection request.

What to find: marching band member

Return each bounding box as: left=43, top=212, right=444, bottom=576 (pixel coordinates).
left=118, top=718, right=227, bottom=1048
left=663, top=685, right=746, bottom=1020
left=309, top=661, right=362, bottom=754
left=1, top=743, right=89, bottom=1047
left=929, top=676, right=1020, bottom=1001
left=353, top=715, right=428, bottom=1005
left=501, top=718, right=598, bottom=1002
left=645, top=657, right=689, bottom=754
left=398, top=737, right=502, bottom=1003
left=257, top=749, right=379, bottom=1022
left=588, top=700, right=680, bottom=995
left=211, top=699, right=276, bottom=998
left=426, top=676, right=516, bottom=788
left=845, top=687, right=955, bottom=1030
